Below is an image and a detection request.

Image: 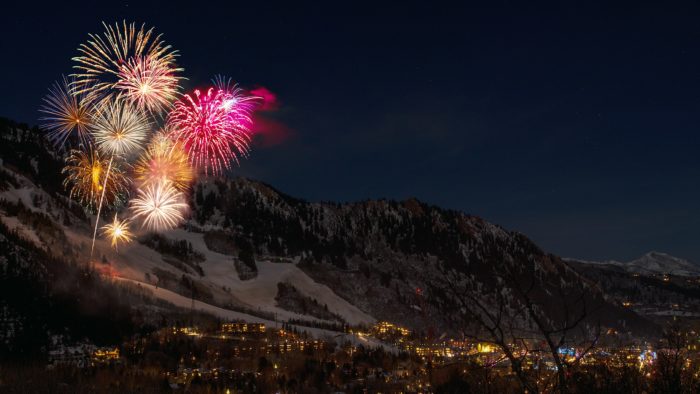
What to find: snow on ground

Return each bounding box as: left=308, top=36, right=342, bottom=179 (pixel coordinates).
left=1, top=166, right=376, bottom=329
left=165, top=228, right=376, bottom=326
left=1, top=215, right=43, bottom=246
left=61, top=224, right=375, bottom=326
left=566, top=252, right=700, bottom=277
left=0, top=186, right=36, bottom=208
left=114, top=277, right=392, bottom=350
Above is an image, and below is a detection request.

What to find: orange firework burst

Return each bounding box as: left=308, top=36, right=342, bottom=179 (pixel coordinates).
left=62, top=147, right=129, bottom=210
left=131, top=181, right=188, bottom=231
left=134, top=132, right=193, bottom=191
left=116, top=55, right=182, bottom=115
left=71, top=20, right=182, bottom=106
left=101, top=214, right=133, bottom=250
left=39, top=76, right=94, bottom=147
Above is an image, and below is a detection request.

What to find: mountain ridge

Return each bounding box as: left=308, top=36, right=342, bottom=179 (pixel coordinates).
left=566, top=251, right=700, bottom=277
left=0, top=117, right=659, bottom=340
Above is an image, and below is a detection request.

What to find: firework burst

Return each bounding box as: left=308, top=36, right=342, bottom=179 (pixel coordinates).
left=71, top=20, right=182, bottom=105
left=101, top=214, right=133, bottom=250
left=134, top=131, right=193, bottom=191
left=213, top=75, right=258, bottom=119
left=116, top=55, right=182, bottom=115
left=131, top=181, right=187, bottom=231
left=43, top=22, right=263, bottom=250
left=167, top=84, right=256, bottom=175
left=62, top=147, right=129, bottom=210
left=39, top=76, right=94, bottom=146
left=92, top=98, right=151, bottom=156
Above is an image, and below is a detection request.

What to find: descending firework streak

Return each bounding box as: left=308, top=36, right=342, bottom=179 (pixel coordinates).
left=88, top=98, right=150, bottom=256
left=167, top=79, right=257, bottom=175
left=40, top=76, right=94, bottom=147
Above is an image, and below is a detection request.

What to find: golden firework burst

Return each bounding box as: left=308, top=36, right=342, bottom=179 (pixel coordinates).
left=91, top=98, right=151, bottom=156
left=39, top=76, right=94, bottom=146
left=71, top=20, right=182, bottom=107
left=134, top=131, right=193, bottom=191
left=131, top=181, right=188, bottom=232
left=101, top=213, right=133, bottom=250
left=62, top=147, right=129, bottom=210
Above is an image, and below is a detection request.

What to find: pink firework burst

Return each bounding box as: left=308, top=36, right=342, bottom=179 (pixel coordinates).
left=167, top=83, right=257, bottom=175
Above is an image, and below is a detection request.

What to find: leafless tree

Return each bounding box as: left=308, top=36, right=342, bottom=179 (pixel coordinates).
left=432, top=254, right=601, bottom=393
left=652, top=322, right=699, bottom=394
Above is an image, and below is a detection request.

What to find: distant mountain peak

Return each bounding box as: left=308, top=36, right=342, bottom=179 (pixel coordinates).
left=569, top=251, right=700, bottom=277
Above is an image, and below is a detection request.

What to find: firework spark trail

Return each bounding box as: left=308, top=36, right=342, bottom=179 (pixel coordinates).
left=40, top=76, right=93, bottom=147
left=89, top=98, right=150, bottom=256
left=90, top=156, right=114, bottom=258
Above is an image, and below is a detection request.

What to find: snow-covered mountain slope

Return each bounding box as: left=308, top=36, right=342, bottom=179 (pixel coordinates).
left=0, top=172, right=374, bottom=328
left=106, top=227, right=375, bottom=326
left=113, top=277, right=387, bottom=349
left=0, top=117, right=657, bottom=337
left=627, top=252, right=700, bottom=276
left=566, top=252, right=700, bottom=277
left=185, top=176, right=657, bottom=336
left=0, top=126, right=374, bottom=328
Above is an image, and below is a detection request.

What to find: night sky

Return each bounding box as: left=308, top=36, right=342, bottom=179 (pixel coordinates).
left=2, top=2, right=700, bottom=263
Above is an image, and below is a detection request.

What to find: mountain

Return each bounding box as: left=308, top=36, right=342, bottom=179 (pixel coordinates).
left=566, top=252, right=700, bottom=277
left=189, top=177, right=656, bottom=335
left=567, top=259, right=700, bottom=322
left=0, top=117, right=659, bottom=344
left=627, top=252, right=700, bottom=276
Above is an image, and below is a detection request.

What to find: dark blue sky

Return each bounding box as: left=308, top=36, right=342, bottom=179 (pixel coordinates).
left=2, top=1, right=700, bottom=262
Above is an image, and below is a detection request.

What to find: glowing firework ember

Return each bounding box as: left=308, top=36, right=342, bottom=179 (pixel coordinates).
left=168, top=83, right=257, bottom=175
left=92, top=98, right=151, bottom=156
left=39, top=76, right=93, bottom=146
left=71, top=21, right=182, bottom=106
left=63, top=147, right=129, bottom=210
left=134, top=132, right=193, bottom=191
left=101, top=214, right=133, bottom=249
left=131, top=181, right=187, bottom=231
left=116, top=55, right=181, bottom=115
